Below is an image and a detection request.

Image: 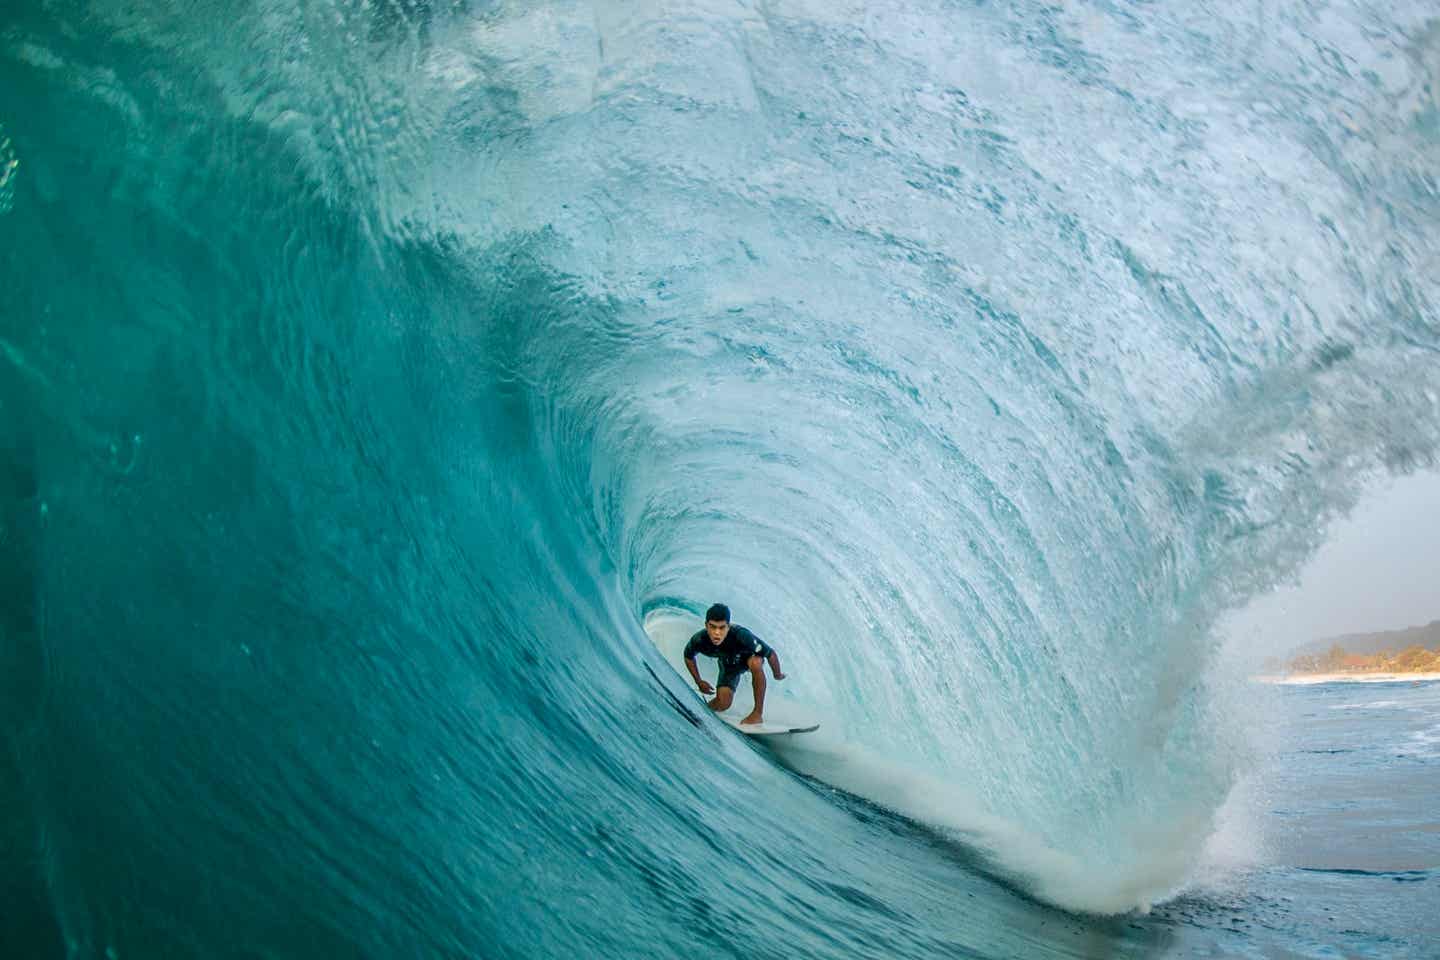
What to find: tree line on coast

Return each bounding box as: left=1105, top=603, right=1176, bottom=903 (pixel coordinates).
left=1287, top=642, right=1440, bottom=675
left=1263, top=620, right=1440, bottom=675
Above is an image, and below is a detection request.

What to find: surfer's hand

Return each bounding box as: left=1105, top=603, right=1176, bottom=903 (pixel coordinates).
left=698, top=680, right=715, bottom=695
left=773, top=671, right=786, bottom=681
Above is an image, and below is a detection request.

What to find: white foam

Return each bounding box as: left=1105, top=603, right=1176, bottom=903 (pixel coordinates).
left=763, top=732, right=1208, bottom=914
left=645, top=607, right=1205, bottom=914
left=1328, top=700, right=1403, bottom=710
left=1399, top=722, right=1440, bottom=759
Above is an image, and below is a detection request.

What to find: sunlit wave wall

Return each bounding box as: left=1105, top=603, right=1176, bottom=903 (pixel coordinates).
left=2, top=0, right=1439, bottom=955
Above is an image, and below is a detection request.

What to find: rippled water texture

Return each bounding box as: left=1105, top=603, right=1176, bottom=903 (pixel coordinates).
left=2, top=1, right=1439, bottom=957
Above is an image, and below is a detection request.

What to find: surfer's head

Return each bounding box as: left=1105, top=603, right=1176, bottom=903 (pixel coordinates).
left=704, top=603, right=731, bottom=644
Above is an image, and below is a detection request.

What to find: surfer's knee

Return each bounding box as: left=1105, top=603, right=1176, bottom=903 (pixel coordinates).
left=747, top=655, right=763, bottom=672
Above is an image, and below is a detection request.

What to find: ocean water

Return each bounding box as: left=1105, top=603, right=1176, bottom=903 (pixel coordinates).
left=1159, top=678, right=1440, bottom=959
left=2, top=1, right=1439, bottom=957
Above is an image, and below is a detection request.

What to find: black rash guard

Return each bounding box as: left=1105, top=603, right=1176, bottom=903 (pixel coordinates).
left=683, top=625, right=774, bottom=689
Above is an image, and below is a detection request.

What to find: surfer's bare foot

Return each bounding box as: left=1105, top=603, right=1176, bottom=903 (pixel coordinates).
left=740, top=712, right=763, bottom=725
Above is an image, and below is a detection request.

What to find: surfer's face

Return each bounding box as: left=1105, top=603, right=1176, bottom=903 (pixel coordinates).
left=705, top=619, right=730, bottom=644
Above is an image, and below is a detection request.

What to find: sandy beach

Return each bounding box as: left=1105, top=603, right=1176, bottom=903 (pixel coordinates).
left=1253, top=672, right=1440, bottom=685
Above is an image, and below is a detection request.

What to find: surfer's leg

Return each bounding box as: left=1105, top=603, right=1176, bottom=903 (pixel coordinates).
left=712, top=663, right=746, bottom=711
left=740, top=655, right=766, bottom=724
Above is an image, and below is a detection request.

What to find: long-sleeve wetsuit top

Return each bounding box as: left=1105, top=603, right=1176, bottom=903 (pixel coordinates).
left=683, top=625, right=774, bottom=672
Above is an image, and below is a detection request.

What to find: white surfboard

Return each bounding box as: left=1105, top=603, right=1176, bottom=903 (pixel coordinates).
left=715, top=712, right=820, bottom=737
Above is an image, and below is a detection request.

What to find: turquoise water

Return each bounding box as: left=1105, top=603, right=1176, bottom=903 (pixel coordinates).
left=2, top=1, right=1439, bottom=957
left=1147, top=679, right=1440, bottom=958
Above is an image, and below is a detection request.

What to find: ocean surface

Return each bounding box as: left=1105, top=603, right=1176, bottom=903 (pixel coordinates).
left=1170, top=677, right=1440, bottom=959
left=2, top=1, right=1439, bottom=957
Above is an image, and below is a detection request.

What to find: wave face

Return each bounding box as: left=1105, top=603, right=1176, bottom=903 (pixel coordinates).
left=3, top=0, right=1440, bottom=955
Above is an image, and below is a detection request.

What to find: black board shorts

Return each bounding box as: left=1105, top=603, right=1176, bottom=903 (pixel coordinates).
left=716, top=657, right=755, bottom=691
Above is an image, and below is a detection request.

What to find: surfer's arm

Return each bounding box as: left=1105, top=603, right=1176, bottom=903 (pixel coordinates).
left=684, top=656, right=714, bottom=694
left=745, top=629, right=785, bottom=681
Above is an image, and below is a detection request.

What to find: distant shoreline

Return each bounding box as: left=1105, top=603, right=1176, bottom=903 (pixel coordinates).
left=1252, top=672, right=1440, bottom=685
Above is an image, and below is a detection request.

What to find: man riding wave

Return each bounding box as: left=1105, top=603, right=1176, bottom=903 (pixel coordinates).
left=683, top=603, right=786, bottom=725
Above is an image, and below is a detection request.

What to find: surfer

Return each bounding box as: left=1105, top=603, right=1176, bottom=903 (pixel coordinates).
left=683, top=604, right=785, bottom=725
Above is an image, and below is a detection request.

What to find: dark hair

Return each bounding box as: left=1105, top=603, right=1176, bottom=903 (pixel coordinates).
left=705, top=603, right=731, bottom=624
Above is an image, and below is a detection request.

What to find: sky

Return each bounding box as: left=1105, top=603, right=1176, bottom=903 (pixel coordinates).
left=1222, top=469, right=1440, bottom=657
